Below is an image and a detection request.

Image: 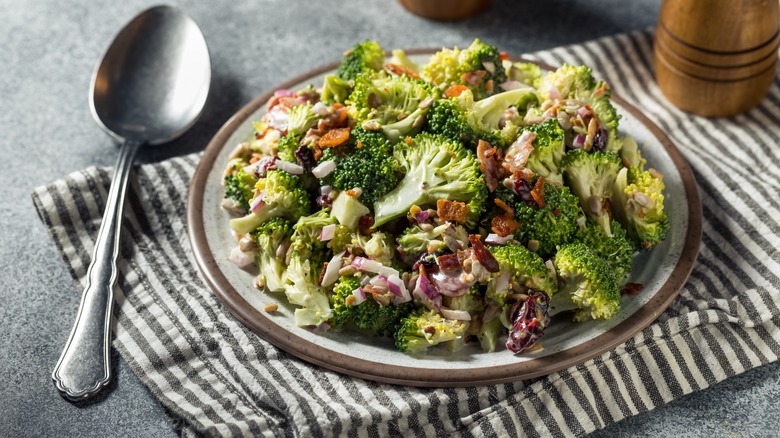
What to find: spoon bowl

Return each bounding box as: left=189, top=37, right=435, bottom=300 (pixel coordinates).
left=90, top=5, right=210, bottom=144
left=53, top=5, right=211, bottom=401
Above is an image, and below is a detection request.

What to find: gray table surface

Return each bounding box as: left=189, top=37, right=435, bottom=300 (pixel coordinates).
left=2, top=0, right=779, bottom=436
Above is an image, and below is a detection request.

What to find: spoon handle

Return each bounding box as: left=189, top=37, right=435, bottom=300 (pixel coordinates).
left=52, top=139, right=142, bottom=401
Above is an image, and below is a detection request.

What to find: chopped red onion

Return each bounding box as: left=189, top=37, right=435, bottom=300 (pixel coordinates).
left=573, top=134, right=586, bottom=149
left=359, top=275, right=371, bottom=286
left=352, top=288, right=367, bottom=304
left=311, top=160, right=337, bottom=179
left=431, top=270, right=471, bottom=297
left=549, top=86, right=562, bottom=101
left=413, top=271, right=442, bottom=311
left=378, top=265, right=400, bottom=278
left=321, top=253, right=343, bottom=287
left=485, top=233, right=514, bottom=245
left=414, top=210, right=430, bottom=224
left=274, top=89, right=295, bottom=97
left=265, top=106, right=289, bottom=131
left=320, top=185, right=333, bottom=196
left=577, top=106, right=590, bottom=118
left=388, top=274, right=411, bottom=303
left=351, top=257, right=383, bottom=274
left=482, top=61, right=496, bottom=74
left=311, top=101, right=330, bottom=116
left=319, top=224, right=336, bottom=242
left=228, top=247, right=255, bottom=268
left=369, top=275, right=389, bottom=287
left=274, top=160, right=304, bottom=175
left=250, top=192, right=266, bottom=213
left=494, top=271, right=510, bottom=294
left=441, top=308, right=471, bottom=321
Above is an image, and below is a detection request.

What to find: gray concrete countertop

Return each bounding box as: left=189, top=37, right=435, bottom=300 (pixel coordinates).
left=2, top=0, right=778, bottom=436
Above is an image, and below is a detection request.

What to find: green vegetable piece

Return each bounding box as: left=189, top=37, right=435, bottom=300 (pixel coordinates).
left=553, top=242, right=620, bottom=321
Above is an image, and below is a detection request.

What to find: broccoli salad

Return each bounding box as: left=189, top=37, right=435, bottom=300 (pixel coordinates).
left=221, top=39, right=669, bottom=355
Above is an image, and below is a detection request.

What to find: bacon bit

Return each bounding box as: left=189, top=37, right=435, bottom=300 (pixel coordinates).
left=477, top=140, right=507, bottom=192
left=494, top=198, right=514, bottom=217
left=593, top=83, right=609, bottom=98
left=499, top=52, right=509, bottom=60
left=312, top=144, right=323, bottom=161
left=331, top=107, right=348, bottom=128
left=332, top=103, right=345, bottom=110
left=317, top=119, right=328, bottom=131
left=445, top=84, right=469, bottom=98
left=437, top=199, right=470, bottom=224
left=621, top=282, right=644, bottom=295
left=437, top=254, right=461, bottom=272
left=319, top=263, right=329, bottom=285
left=503, top=131, right=536, bottom=174
left=491, top=213, right=521, bottom=237
left=485, top=79, right=494, bottom=95
left=642, top=241, right=652, bottom=249
left=384, top=63, right=420, bottom=79
left=249, top=155, right=262, bottom=164
left=552, top=209, right=561, bottom=216
left=461, top=70, right=487, bottom=86
left=468, top=235, right=500, bottom=273
left=530, top=176, right=545, bottom=208
left=404, top=136, right=413, bottom=145
left=358, top=215, right=374, bottom=235
left=318, top=127, right=351, bottom=148
left=423, top=326, right=436, bottom=335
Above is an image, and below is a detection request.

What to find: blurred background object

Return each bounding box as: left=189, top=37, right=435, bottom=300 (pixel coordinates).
left=398, top=0, right=492, bottom=20
left=654, top=0, right=779, bottom=117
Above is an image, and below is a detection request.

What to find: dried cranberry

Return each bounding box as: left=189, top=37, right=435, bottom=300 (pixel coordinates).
left=592, top=128, right=608, bottom=152
left=315, top=194, right=332, bottom=210
left=511, top=173, right=537, bottom=207
left=506, top=291, right=550, bottom=354
left=295, top=145, right=315, bottom=169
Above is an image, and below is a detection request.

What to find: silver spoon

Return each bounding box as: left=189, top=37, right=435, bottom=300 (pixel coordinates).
left=52, top=5, right=211, bottom=401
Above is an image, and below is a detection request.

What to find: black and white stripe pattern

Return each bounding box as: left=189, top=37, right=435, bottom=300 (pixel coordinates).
left=32, top=31, right=780, bottom=437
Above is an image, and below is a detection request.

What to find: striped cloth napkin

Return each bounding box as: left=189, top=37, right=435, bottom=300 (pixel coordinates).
left=33, top=31, right=780, bottom=437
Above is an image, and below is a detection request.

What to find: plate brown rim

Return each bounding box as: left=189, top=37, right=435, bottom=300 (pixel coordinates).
left=186, top=51, right=702, bottom=387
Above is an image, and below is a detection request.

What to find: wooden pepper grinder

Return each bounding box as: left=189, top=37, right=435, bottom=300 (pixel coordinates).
left=654, top=0, right=779, bottom=117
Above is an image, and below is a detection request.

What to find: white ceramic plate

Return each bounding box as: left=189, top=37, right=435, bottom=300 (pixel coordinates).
left=187, top=53, right=702, bottom=386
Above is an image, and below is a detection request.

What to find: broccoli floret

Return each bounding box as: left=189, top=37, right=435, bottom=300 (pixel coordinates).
left=575, top=219, right=635, bottom=283
left=330, top=275, right=362, bottom=327
left=552, top=242, right=620, bottom=321
left=426, top=87, right=537, bottom=149
left=612, top=167, right=670, bottom=249
left=618, top=135, right=646, bottom=170
left=353, top=230, right=396, bottom=265
left=230, top=170, right=311, bottom=234
left=507, top=62, right=543, bottom=87
left=373, top=133, right=487, bottom=228
left=286, top=103, right=320, bottom=137
left=422, top=39, right=507, bottom=100
left=478, top=314, right=504, bottom=353
left=524, top=118, right=566, bottom=185
left=488, top=242, right=558, bottom=296
left=535, top=64, right=621, bottom=152
left=332, top=275, right=414, bottom=336
left=276, top=134, right=300, bottom=162
left=283, top=254, right=333, bottom=327
left=319, top=127, right=399, bottom=205
left=321, top=74, right=351, bottom=104
left=560, top=149, right=622, bottom=237
left=394, top=309, right=468, bottom=353
left=252, top=218, right=293, bottom=293
left=496, top=181, right=581, bottom=257
left=337, top=40, right=386, bottom=82
left=347, top=73, right=440, bottom=142
left=223, top=166, right=258, bottom=213
left=397, top=222, right=450, bottom=257
left=289, top=210, right=337, bottom=266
